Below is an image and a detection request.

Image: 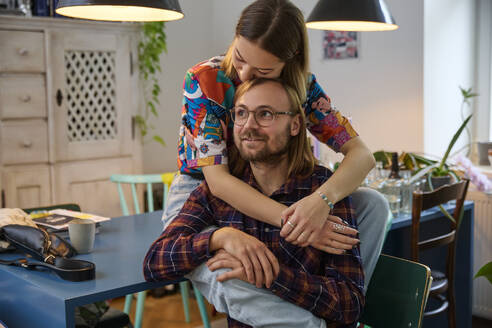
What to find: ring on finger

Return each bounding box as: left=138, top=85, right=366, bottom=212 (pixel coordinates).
left=287, top=221, right=296, bottom=229
left=299, top=232, right=306, bottom=239
left=333, top=223, right=345, bottom=232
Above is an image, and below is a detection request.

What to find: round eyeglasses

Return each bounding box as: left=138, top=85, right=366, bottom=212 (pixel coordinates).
left=231, top=107, right=295, bottom=127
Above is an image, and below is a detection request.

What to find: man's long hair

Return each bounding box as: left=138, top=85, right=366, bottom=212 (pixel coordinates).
left=229, top=78, right=315, bottom=179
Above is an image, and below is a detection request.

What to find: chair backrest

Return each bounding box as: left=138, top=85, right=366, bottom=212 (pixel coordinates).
left=109, top=173, right=176, bottom=216
left=410, top=179, right=470, bottom=261
left=360, top=254, right=432, bottom=328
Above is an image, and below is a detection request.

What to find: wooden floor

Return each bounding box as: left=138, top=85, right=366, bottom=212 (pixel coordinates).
left=110, top=292, right=227, bottom=328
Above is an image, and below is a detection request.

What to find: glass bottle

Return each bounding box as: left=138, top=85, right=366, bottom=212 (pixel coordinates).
left=400, top=177, right=413, bottom=214
left=380, top=152, right=403, bottom=217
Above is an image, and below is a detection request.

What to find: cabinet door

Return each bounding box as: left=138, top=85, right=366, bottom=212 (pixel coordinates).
left=49, top=30, right=133, bottom=162
left=53, top=157, right=134, bottom=218
left=2, top=165, right=51, bottom=208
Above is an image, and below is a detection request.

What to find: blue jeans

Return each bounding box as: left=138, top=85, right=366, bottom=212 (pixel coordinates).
left=186, top=263, right=326, bottom=328
left=163, top=174, right=391, bottom=325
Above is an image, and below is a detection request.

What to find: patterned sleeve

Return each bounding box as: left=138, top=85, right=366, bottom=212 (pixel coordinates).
left=268, top=197, right=365, bottom=326
left=143, top=184, right=218, bottom=282
left=304, top=74, right=359, bottom=153
left=180, top=69, right=229, bottom=169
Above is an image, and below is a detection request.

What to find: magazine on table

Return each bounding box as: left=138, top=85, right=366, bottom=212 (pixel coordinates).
left=31, top=209, right=110, bottom=231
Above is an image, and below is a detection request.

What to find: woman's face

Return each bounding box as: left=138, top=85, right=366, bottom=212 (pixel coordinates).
left=232, top=36, right=285, bottom=82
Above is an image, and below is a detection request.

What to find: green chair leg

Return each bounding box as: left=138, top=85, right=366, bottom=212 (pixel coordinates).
left=123, top=293, right=133, bottom=314
left=179, top=281, right=191, bottom=322
left=193, top=284, right=211, bottom=328
left=134, top=291, right=147, bottom=328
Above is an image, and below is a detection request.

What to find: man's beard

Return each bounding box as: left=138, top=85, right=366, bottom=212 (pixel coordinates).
left=235, top=127, right=290, bottom=165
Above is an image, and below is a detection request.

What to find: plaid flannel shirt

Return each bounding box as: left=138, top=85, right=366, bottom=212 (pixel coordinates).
left=143, top=165, right=364, bottom=327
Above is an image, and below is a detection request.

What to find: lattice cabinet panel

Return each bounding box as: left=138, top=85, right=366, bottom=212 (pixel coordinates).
left=50, top=29, right=133, bottom=161
left=65, top=50, right=117, bottom=142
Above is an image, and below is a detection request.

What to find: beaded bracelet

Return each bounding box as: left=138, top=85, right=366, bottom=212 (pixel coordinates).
left=317, top=191, right=334, bottom=211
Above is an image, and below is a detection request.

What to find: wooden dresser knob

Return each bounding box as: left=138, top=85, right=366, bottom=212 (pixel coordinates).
left=21, top=95, right=31, bottom=103
left=18, top=48, right=29, bottom=56
left=22, top=140, right=33, bottom=148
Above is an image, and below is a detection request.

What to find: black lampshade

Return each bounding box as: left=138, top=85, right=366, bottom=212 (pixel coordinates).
left=306, top=0, right=398, bottom=31
left=56, top=0, right=184, bottom=22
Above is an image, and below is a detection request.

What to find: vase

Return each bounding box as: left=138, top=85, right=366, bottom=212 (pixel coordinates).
left=427, top=175, right=453, bottom=191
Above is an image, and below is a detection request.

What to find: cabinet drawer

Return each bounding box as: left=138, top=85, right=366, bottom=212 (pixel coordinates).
left=0, top=75, right=47, bottom=118
left=1, top=164, right=51, bottom=208
left=0, top=31, right=45, bottom=73
left=0, top=120, right=48, bottom=165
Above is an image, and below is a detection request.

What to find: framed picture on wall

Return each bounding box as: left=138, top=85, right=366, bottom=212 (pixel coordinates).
left=323, top=31, right=359, bottom=60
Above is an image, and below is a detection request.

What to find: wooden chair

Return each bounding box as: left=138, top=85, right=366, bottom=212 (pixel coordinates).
left=410, top=179, right=470, bottom=328
left=24, top=203, right=132, bottom=328
left=110, top=173, right=211, bottom=328
left=359, top=254, right=432, bottom=328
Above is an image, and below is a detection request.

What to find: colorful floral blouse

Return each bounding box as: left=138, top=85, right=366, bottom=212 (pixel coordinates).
left=177, top=56, right=358, bottom=174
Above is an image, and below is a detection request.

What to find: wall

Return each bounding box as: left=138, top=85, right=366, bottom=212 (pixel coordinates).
left=305, top=0, right=424, bottom=164
left=142, top=0, right=476, bottom=172
left=142, top=0, right=215, bottom=173
left=209, top=0, right=424, bottom=166
left=423, top=0, right=476, bottom=159
left=474, top=0, right=492, bottom=143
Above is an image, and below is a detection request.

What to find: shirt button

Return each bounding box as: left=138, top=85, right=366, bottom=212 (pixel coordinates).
left=264, top=228, right=270, bottom=232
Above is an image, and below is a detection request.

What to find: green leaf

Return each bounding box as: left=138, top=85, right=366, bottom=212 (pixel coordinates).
left=148, top=101, right=157, bottom=116
left=153, top=135, right=166, bottom=146
left=438, top=114, right=472, bottom=171
left=475, top=261, right=492, bottom=285
left=373, top=151, right=392, bottom=168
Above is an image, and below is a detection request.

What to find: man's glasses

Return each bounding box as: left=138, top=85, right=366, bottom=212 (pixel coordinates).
left=231, top=107, right=295, bottom=127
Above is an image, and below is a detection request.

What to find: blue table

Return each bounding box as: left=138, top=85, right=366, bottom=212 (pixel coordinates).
left=384, top=201, right=474, bottom=328
left=0, top=203, right=475, bottom=328
left=0, top=211, right=177, bottom=328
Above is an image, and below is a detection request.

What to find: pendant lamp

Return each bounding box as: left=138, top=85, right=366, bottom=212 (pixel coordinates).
left=306, top=0, right=398, bottom=31
left=55, top=0, right=184, bottom=22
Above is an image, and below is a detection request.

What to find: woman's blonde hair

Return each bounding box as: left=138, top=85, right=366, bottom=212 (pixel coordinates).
left=229, top=78, right=315, bottom=179
left=222, top=0, right=309, bottom=103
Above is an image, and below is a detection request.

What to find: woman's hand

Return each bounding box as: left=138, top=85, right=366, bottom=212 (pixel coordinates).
left=311, top=216, right=359, bottom=254
left=280, top=192, right=330, bottom=245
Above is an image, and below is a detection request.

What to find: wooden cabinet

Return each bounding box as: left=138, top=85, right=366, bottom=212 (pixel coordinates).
left=0, top=16, right=142, bottom=217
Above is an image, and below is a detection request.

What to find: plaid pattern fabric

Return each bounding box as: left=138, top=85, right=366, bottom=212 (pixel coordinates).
left=144, top=165, right=364, bottom=327
left=177, top=55, right=358, bottom=175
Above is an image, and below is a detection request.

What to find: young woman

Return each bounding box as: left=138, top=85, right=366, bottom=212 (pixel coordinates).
left=164, top=0, right=389, bottom=285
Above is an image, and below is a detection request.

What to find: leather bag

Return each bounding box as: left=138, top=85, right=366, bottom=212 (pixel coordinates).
left=0, top=224, right=95, bottom=281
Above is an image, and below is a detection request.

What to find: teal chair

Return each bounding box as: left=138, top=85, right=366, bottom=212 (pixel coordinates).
left=110, top=173, right=211, bottom=328
left=359, top=254, right=432, bottom=328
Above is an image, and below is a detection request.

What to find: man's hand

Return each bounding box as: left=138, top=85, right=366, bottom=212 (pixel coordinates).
left=311, top=216, right=359, bottom=254
left=210, top=227, right=279, bottom=288
left=207, top=250, right=250, bottom=283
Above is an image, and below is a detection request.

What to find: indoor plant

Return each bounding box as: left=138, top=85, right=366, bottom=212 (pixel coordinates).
left=135, top=22, right=167, bottom=146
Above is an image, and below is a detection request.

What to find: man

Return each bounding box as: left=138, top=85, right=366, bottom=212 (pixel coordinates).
left=144, top=78, right=364, bottom=328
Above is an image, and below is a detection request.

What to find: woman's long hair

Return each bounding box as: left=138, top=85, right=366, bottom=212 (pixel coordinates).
left=229, top=78, right=315, bottom=179
left=222, top=0, right=309, bottom=103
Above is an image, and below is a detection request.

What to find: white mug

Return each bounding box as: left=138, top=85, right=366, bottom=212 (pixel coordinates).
left=68, top=219, right=96, bottom=254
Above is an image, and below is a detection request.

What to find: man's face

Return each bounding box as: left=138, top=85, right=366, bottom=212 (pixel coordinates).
left=233, top=82, right=300, bottom=164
